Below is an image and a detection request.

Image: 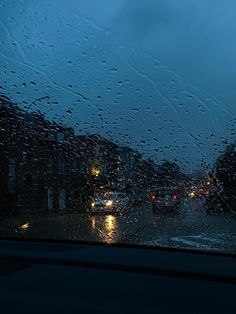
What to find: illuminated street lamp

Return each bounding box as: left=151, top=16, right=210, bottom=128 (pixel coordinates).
left=91, top=165, right=101, bottom=177
left=207, top=178, right=213, bottom=185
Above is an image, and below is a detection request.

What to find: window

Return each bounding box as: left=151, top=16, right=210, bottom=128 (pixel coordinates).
left=0, top=0, right=236, bottom=255
left=56, top=132, right=65, bottom=142
left=47, top=187, right=53, bottom=210
left=58, top=188, right=66, bottom=210
left=58, top=159, right=65, bottom=175
left=48, top=159, right=53, bottom=174
left=8, top=159, right=16, bottom=192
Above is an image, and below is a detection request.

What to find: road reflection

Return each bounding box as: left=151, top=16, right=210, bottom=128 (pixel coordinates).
left=91, top=217, right=96, bottom=230
left=105, top=215, right=117, bottom=233
left=90, top=215, right=118, bottom=243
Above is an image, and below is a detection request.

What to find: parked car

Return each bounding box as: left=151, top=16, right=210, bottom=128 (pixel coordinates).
left=150, top=187, right=180, bottom=212
left=88, top=192, right=129, bottom=213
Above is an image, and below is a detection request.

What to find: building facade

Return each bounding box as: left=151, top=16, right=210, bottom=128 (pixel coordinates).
left=0, top=96, right=160, bottom=215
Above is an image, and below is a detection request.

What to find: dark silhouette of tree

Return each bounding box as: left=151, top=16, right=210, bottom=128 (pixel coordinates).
left=215, top=143, right=236, bottom=201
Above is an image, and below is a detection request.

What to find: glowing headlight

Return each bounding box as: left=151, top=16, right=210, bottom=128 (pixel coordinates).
left=105, top=200, right=113, bottom=207
left=91, top=202, right=95, bottom=207
left=20, top=223, right=30, bottom=230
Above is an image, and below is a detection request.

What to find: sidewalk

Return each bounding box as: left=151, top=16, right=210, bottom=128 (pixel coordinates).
left=0, top=209, right=84, bottom=229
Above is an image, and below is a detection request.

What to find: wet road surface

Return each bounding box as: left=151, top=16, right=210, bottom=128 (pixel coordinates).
left=1, top=198, right=236, bottom=254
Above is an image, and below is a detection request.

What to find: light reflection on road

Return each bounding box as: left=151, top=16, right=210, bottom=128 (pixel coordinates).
left=104, top=215, right=117, bottom=241
left=91, top=217, right=96, bottom=230
left=2, top=198, right=236, bottom=253
left=90, top=214, right=118, bottom=243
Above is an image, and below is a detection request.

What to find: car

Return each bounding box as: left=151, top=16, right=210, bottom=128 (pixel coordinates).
left=150, top=187, right=180, bottom=212
left=189, top=191, right=201, bottom=199
left=88, top=192, right=129, bottom=213
left=201, top=189, right=209, bottom=197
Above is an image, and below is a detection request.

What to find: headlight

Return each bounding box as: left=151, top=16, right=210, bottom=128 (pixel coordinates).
left=19, top=223, right=30, bottom=230
left=105, top=200, right=113, bottom=207
left=91, top=202, right=95, bottom=207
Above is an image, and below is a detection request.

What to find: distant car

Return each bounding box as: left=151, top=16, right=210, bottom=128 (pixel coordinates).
left=88, top=192, right=129, bottom=213
left=189, top=191, right=200, bottom=199
left=150, top=187, right=180, bottom=212
left=189, top=189, right=209, bottom=199
left=201, top=189, right=209, bottom=197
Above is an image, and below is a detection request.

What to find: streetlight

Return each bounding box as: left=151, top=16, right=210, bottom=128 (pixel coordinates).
left=91, top=165, right=101, bottom=177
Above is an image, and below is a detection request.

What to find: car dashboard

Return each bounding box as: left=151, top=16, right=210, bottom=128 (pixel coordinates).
left=0, top=239, right=236, bottom=313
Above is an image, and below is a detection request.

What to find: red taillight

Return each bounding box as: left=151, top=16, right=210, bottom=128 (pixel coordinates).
left=172, top=194, right=177, bottom=200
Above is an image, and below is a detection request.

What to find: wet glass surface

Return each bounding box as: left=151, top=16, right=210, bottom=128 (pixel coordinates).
left=0, top=0, right=236, bottom=254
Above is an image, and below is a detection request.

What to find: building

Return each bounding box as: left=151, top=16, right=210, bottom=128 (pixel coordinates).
left=0, top=96, right=86, bottom=214
left=0, top=95, right=161, bottom=215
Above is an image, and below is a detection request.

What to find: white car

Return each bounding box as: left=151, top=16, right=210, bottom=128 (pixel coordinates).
left=88, top=192, right=129, bottom=213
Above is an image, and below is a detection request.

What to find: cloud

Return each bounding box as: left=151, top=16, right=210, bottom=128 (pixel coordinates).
left=115, top=0, right=173, bottom=38
left=1, top=0, right=236, bottom=169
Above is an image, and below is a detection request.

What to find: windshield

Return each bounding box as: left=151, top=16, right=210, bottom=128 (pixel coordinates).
left=1, top=0, right=236, bottom=254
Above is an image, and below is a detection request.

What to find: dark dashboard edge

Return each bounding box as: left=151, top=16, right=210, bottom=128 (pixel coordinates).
left=0, top=237, right=236, bottom=259
left=0, top=253, right=236, bottom=285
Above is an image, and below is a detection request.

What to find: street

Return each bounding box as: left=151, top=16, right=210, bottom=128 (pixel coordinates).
left=1, top=198, right=236, bottom=254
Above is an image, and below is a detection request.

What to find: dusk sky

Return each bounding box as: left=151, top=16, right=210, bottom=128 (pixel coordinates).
left=1, top=0, right=236, bottom=171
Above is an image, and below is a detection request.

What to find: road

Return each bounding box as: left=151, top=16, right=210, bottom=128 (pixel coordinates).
left=1, top=197, right=236, bottom=254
